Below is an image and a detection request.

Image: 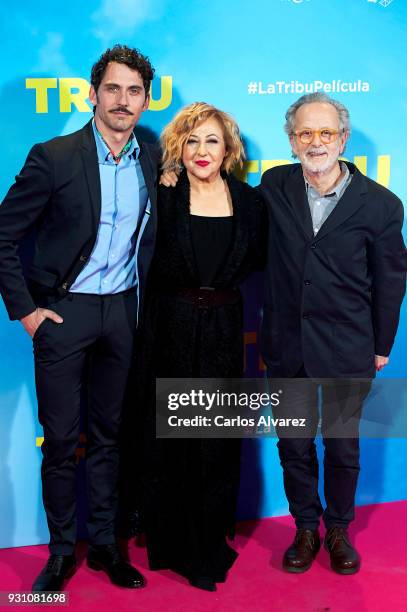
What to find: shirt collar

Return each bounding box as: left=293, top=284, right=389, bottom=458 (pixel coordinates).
left=92, top=119, right=140, bottom=163
left=305, top=161, right=350, bottom=199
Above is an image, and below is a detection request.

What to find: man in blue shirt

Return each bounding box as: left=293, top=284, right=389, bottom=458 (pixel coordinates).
left=0, top=45, right=158, bottom=591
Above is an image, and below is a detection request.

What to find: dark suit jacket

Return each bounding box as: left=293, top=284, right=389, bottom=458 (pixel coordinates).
left=259, top=162, right=406, bottom=378
left=0, top=120, right=158, bottom=321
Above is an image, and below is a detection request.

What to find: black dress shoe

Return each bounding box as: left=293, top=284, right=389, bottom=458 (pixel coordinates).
left=32, top=554, right=76, bottom=592
left=324, top=527, right=360, bottom=575
left=167, top=563, right=217, bottom=592
left=188, top=577, right=217, bottom=592
left=87, top=544, right=145, bottom=588
left=283, top=529, right=320, bottom=573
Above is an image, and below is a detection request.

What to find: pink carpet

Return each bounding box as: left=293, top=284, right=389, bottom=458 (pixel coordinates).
left=1, top=501, right=406, bottom=611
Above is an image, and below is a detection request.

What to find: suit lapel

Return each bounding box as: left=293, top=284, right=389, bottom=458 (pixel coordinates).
left=284, top=165, right=314, bottom=240
left=138, top=142, right=158, bottom=254
left=315, top=164, right=367, bottom=241
left=80, top=121, right=101, bottom=236
left=139, top=143, right=157, bottom=208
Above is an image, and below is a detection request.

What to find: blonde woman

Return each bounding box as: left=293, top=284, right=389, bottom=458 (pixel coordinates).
left=137, top=103, right=266, bottom=591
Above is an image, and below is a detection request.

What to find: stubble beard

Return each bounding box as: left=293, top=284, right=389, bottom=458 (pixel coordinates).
left=107, top=113, right=134, bottom=133
left=300, top=146, right=341, bottom=177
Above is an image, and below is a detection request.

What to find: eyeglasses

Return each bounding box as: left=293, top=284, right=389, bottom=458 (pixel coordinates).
left=293, top=129, right=343, bottom=145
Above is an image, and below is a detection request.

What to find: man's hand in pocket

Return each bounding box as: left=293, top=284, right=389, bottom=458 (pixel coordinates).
left=20, top=308, right=63, bottom=338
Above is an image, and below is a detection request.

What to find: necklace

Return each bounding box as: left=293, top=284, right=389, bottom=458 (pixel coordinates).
left=96, top=126, right=133, bottom=164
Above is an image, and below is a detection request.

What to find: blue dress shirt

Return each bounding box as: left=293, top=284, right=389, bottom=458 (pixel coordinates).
left=70, top=121, right=148, bottom=294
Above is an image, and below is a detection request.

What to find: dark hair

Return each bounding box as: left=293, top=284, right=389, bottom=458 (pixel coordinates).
left=90, top=44, right=155, bottom=96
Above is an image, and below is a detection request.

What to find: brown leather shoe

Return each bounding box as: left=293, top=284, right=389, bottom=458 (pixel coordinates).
left=283, top=529, right=320, bottom=573
left=324, top=527, right=360, bottom=575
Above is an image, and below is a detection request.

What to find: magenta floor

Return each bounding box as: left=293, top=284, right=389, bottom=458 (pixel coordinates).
left=1, top=501, right=406, bottom=611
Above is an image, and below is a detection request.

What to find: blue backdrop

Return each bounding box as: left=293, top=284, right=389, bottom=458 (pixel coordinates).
left=0, top=0, right=406, bottom=548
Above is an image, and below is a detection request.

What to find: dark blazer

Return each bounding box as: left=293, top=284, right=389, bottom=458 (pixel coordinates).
left=259, top=162, right=406, bottom=378
left=138, top=170, right=266, bottom=379
left=0, top=120, right=158, bottom=320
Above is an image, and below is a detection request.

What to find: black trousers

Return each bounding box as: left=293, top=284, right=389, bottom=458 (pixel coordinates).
left=272, top=366, right=371, bottom=531
left=33, top=289, right=137, bottom=555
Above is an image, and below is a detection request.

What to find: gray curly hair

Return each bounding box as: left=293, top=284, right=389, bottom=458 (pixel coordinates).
left=284, top=92, right=351, bottom=136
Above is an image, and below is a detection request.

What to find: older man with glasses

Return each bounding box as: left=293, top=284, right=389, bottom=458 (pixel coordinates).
left=260, top=92, right=406, bottom=575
